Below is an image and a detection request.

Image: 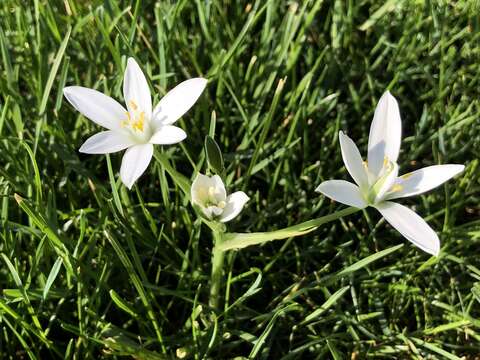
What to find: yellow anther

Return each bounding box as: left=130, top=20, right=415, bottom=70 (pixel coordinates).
left=218, top=200, right=226, bottom=209
left=391, top=184, right=403, bottom=192
left=383, top=156, right=389, bottom=166
left=132, top=111, right=145, bottom=131
left=120, top=112, right=131, bottom=127
left=121, top=108, right=146, bottom=132
left=401, top=172, right=413, bottom=180
left=129, top=100, right=138, bottom=111
left=208, top=187, right=216, bottom=196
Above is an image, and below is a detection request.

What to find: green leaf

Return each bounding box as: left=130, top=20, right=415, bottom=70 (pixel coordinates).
left=336, top=244, right=404, bottom=277
left=204, top=135, right=224, bottom=174
left=219, top=207, right=360, bottom=251
left=410, top=337, right=462, bottom=360
left=39, top=27, right=71, bottom=115
left=302, top=286, right=350, bottom=324
left=109, top=289, right=139, bottom=318
left=14, top=194, right=74, bottom=278
left=42, top=257, right=63, bottom=300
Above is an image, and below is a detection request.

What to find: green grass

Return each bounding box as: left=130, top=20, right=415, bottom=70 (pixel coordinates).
left=1, top=0, right=480, bottom=358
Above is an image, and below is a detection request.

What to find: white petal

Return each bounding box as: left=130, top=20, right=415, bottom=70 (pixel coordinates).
left=210, top=206, right=224, bottom=217
left=211, top=175, right=227, bottom=203
left=123, top=57, right=152, bottom=118
left=315, top=180, right=367, bottom=208
left=367, top=91, right=402, bottom=177
left=120, top=144, right=153, bottom=189
left=191, top=173, right=212, bottom=206
left=339, top=131, right=368, bottom=189
left=63, top=86, right=126, bottom=130
left=149, top=125, right=187, bottom=145
left=374, top=162, right=399, bottom=203
left=190, top=174, right=226, bottom=206
left=386, top=164, right=465, bottom=200
left=152, top=78, right=207, bottom=126
left=219, top=191, right=250, bottom=223
left=79, top=131, right=135, bottom=154
left=375, top=201, right=440, bottom=256
left=200, top=207, right=214, bottom=219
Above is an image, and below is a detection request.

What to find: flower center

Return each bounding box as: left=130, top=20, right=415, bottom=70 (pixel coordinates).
left=365, top=157, right=398, bottom=204
left=121, top=100, right=147, bottom=133
left=204, top=186, right=226, bottom=210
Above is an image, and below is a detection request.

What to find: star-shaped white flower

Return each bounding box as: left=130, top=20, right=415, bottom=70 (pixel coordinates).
left=315, top=91, right=464, bottom=256
left=191, top=174, right=250, bottom=223
left=63, top=57, right=207, bottom=189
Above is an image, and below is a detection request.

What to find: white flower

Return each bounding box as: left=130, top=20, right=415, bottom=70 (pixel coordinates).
left=191, top=174, right=250, bottom=223
left=315, top=91, right=464, bottom=256
left=63, top=57, right=207, bottom=189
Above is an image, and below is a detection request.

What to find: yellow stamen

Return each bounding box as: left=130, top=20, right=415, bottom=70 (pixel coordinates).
left=129, top=100, right=138, bottom=111
left=132, top=111, right=145, bottom=132
left=383, top=156, right=389, bottom=167
left=401, top=172, right=413, bottom=180
left=218, top=200, right=226, bottom=209
left=391, top=184, right=403, bottom=192
left=208, top=187, right=216, bottom=196
left=121, top=107, right=146, bottom=132
left=120, top=112, right=131, bottom=127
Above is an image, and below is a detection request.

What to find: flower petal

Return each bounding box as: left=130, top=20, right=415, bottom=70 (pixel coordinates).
left=386, top=164, right=465, bottom=200
left=149, top=125, right=187, bottom=145
left=211, top=175, right=227, bottom=203
left=374, top=162, right=399, bottom=203
left=210, top=206, right=224, bottom=217
left=201, top=207, right=214, bottom=220
left=79, top=131, right=135, bottom=154
left=339, top=131, right=368, bottom=189
left=63, top=86, right=126, bottom=130
left=123, top=57, right=152, bottom=118
left=375, top=201, right=440, bottom=256
left=190, top=173, right=227, bottom=206
left=152, top=78, right=207, bottom=126
left=120, top=144, right=153, bottom=189
left=191, top=173, right=213, bottom=206
left=367, top=91, right=402, bottom=177
left=200, top=206, right=224, bottom=219
left=315, top=180, right=367, bottom=208
left=219, top=191, right=250, bottom=223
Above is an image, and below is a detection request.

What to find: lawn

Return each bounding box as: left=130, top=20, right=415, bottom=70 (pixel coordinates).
left=0, top=0, right=479, bottom=358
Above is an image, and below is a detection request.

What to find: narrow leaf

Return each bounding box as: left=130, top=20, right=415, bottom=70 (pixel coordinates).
left=39, top=27, right=71, bottom=115
left=302, top=286, right=350, bottom=323
left=43, top=257, right=63, bottom=300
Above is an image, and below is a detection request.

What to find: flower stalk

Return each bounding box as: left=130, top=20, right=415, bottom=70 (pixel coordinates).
left=219, top=206, right=360, bottom=251
left=209, top=230, right=225, bottom=311
left=207, top=206, right=360, bottom=310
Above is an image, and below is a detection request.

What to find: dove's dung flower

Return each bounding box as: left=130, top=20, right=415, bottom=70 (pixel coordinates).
left=191, top=174, right=249, bottom=223
left=64, top=57, right=207, bottom=188
left=316, top=91, right=464, bottom=256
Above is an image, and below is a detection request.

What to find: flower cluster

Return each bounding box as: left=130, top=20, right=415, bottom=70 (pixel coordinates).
left=64, top=58, right=464, bottom=257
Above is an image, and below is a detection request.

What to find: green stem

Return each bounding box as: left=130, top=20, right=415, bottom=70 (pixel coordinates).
left=219, top=207, right=360, bottom=251
left=209, top=231, right=225, bottom=311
